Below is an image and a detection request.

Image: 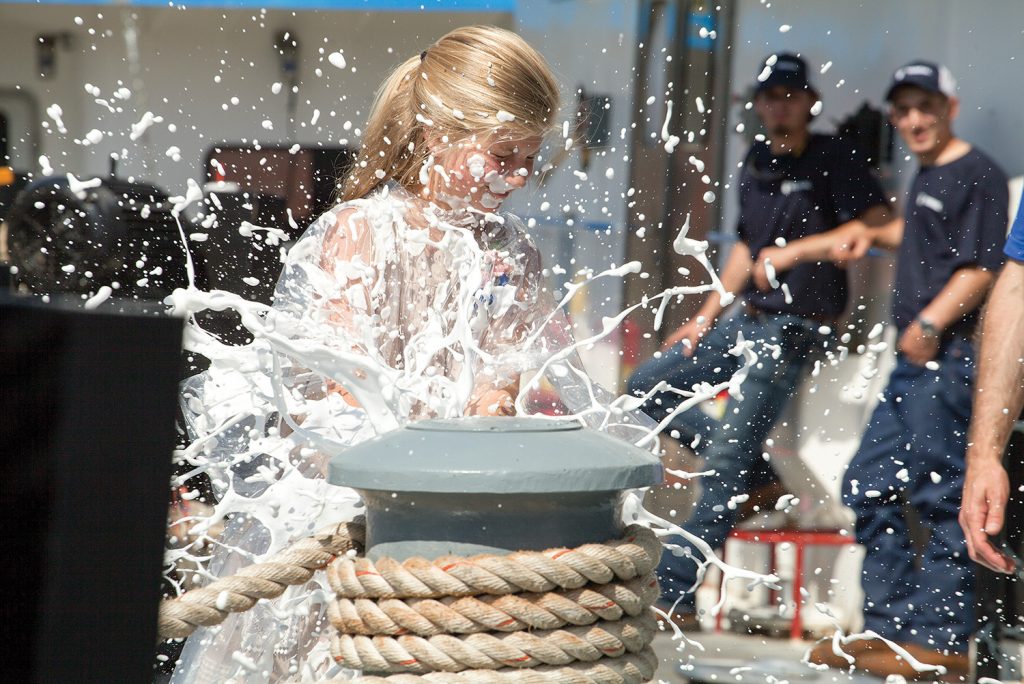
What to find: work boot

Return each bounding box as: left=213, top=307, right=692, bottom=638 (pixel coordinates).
left=807, top=636, right=888, bottom=669
left=855, top=643, right=968, bottom=681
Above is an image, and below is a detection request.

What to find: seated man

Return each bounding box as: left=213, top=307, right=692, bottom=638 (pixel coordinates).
left=628, top=52, right=890, bottom=622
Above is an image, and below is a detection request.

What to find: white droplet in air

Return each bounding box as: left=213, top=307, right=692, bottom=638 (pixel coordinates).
left=39, top=155, right=53, bottom=176
left=821, top=61, right=833, bottom=74
left=310, top=109, right=320, bottom=126
left=930, top=471, right=942, bottom=484
left=271, top=82, right=282, bottom=94
left=925, top=360, right=940, bottom=371
left=166, top=146, right=181, bottom=162
left=130, top=111, right=163, bottom=141
left=61, top=264, right=76, bottom=273
left=605, top=168, right=615, bottom=180
left=452, top=109, right=464, bottom=120
left=702, top=190, right=716, bottom=203
left=82, top=129, right=104, bottom=145
left=467, top=154, right=486, bottom=181
left=328, top=51, right=346, bottom=69
left=496, top=110, right=515, bottom=123
left=779, top=24, right=792, bottom=33
left=84, top=285, right=112, bottom=309
left=242, top=277, right=260, bottom=287
left=262, top=120, right=273, bottom=130
left=74, top=16, right=84, bottom=25
left=810, top=100, right=823, bottom=116
left=645, top=96, right=656, bottom=105
left=756, top=65, right=773, bottom=83
left=46, top=104, right=67, bottom=134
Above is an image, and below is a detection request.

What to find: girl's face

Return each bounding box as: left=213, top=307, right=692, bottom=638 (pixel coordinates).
left=426, top=133, right=543, bottom=212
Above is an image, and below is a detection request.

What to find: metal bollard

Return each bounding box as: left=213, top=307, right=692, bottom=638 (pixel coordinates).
left=329, top=416, right=663, bottom=561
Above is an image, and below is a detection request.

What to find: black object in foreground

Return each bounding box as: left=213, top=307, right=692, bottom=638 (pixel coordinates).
left=0, top=293, right=183, bottom=683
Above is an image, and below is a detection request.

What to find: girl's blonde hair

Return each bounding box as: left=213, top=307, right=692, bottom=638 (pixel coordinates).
left=341, top=25, right=560, bottom=201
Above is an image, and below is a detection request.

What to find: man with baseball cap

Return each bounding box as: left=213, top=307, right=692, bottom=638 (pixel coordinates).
left=781, top=60, right=1009, bottom=676
left=628, top=52, right=890, bottom=627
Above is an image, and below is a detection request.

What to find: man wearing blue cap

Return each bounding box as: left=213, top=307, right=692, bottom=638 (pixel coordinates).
left=783, top=60, right=1009, bottom=677
left=627, top=53, right=890, bottom=627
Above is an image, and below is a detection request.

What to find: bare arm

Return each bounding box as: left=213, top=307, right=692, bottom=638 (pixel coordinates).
left=960, top=259, right=1024, bottom=572
left=918, top=267, right=996, bottom=332
left=752, top=204, right=894, bottom=290
left=661, top=241, right=752, bottom=354
left=898, top=266, right=996, bottom=366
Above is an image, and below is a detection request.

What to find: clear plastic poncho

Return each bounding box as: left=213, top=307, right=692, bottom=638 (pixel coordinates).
left=166, top=183, right=655, bottom=683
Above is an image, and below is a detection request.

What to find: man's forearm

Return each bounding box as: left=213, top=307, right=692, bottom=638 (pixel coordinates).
left=867, top=215, right=905, bottom=250
left=919, top=266, right=995, bottom=332
left=771, top=204, right=895, bottom=265
left=968, top=261, right=1024, bottom=461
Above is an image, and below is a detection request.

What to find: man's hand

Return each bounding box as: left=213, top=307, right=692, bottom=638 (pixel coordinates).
left=897, top=320, right=940, bottom=366
left=662, top=317, right=713, bottom=356
left=829, top=225, right=873, bottom=265
left=960, top=457, right=1014, bottom=573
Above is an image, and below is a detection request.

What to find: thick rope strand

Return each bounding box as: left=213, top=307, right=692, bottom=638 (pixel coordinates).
left=330, top=611, right=657, bottom=673
left=158, top=520, right=365, bottom=638
left=327, top=526, right=660, bottom=600
left=328, top=573, right=660, bottom=636
left=337, top=647, right=659, bottom=684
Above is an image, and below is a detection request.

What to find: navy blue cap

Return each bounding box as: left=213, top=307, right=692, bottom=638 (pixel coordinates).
left=885, top=60, right=957, bottom=101
left=754, top=53, right=817, bottom=96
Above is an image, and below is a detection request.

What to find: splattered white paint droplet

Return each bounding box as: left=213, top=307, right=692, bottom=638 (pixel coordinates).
left=810, top=100, right=823, bottom=116
left=496, top=110, right=515, bottom=123
left=85, top=285, right=112, bottom=310
left=328, top=51, right=346, bottom=69
left=703, top=190, right=716, bottom=203
left=779, top=24, right=792, bottom=33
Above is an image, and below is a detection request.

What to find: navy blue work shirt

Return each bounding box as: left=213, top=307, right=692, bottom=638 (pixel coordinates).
left=737, top=134, right=887, bottom=319
left=894, top=147, right=1007, bottom=337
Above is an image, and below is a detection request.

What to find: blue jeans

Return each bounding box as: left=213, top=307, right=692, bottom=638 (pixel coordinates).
left=843, top=337, right=976, bottom=653
left=627, top=310, right=821, bottom=610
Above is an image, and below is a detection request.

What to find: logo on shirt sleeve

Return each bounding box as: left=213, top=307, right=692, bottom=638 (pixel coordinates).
left=781, top=179, right=813, bottom=196
left=915, top=191, right=944, bottom=213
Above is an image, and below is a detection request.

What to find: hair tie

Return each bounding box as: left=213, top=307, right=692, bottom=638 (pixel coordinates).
left=420, top=50, right=427, bottom=62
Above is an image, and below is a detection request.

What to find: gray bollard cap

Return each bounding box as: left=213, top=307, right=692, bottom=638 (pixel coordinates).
left=328, top=416, right=662, bottom=494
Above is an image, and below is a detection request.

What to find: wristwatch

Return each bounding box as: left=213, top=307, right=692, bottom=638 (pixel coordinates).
left=916, top=315, right=939, bottom=338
